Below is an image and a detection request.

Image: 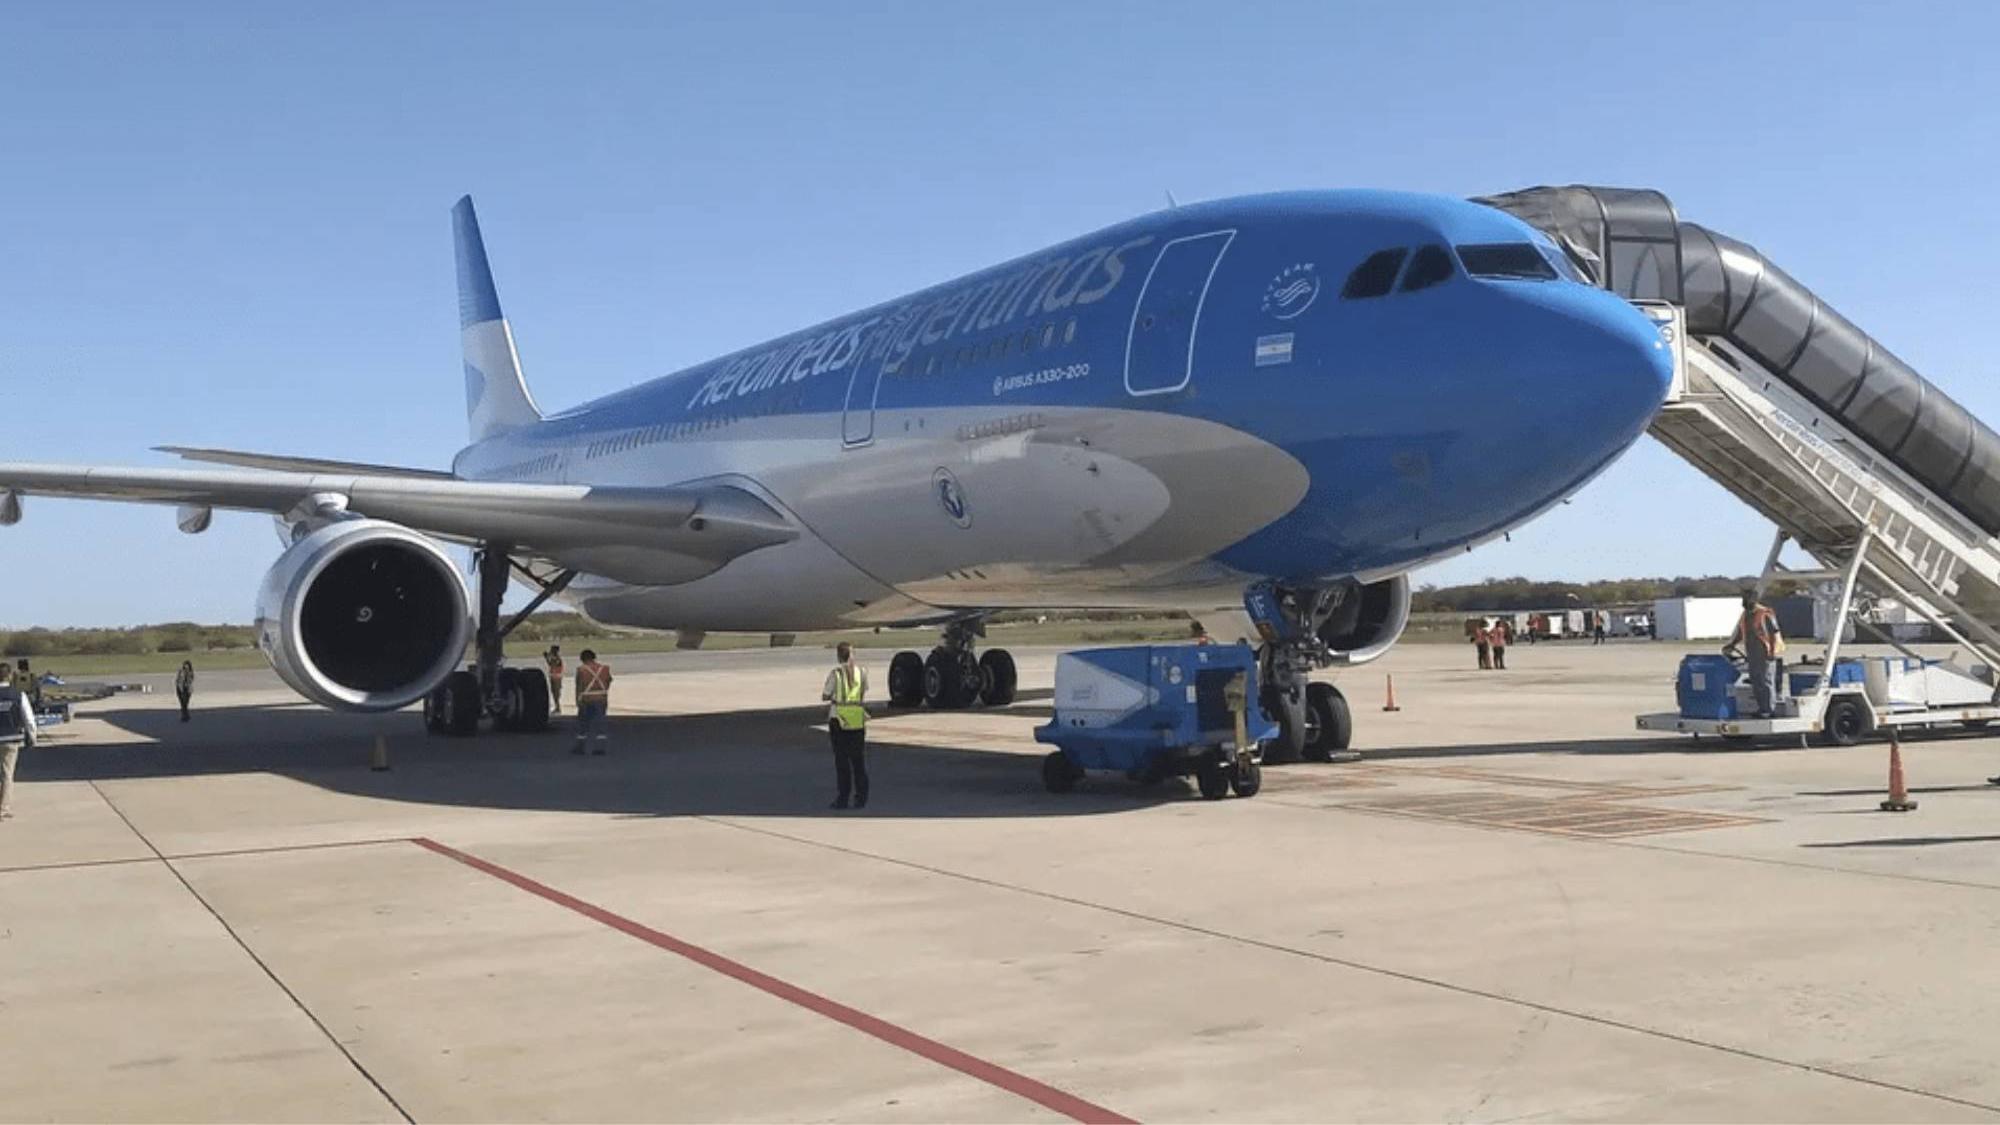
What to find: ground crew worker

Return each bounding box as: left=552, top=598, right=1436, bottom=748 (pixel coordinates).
left=1593, top=611, right=1608, bottom=645
left=1472, top=620, right=1492, bottom=670
left=17, top=659, right=41, bottom=710
left=1490, top=618, right=1509, bottom=670
left=544, top=645, right=565, bottom=715
left=572, top=649, right=612, bottom=755
left=174, top=660, right=195, bottom=722
left=822, top=642, right=869, bottom=809
left=1724, top=590, right=1785, bottom=719
left=0, top=665, right=36, bottom=821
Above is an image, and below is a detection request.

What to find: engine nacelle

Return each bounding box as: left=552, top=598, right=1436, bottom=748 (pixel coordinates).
left=254, top=519, right=473, bottom=711
left=1316, top=574, right=1411, bottom=665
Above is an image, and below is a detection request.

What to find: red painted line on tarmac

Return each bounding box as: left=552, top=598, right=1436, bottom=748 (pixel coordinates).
left=412, top=836, right=1135, bottom=1125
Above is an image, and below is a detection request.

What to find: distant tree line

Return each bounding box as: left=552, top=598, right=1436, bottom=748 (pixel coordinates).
left=1412, top=575, right=1784, bottom=613
left=0, top=611, right=624, bottom=658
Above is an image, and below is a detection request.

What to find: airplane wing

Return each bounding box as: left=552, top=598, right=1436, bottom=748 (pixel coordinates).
left=0, top=462, right=797, bottom=571
left=154, top=445, right=461, bottom=479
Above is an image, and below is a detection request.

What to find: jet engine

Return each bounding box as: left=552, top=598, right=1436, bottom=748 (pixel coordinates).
left=254, top=519, right=472, bottom=711
left=1315, top=574, right=1411, bottom=664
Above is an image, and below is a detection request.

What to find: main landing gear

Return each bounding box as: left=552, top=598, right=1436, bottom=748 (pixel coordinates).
left=887, top=619, right=1017, bottom=709
left=1246, top=582, right=1355, bottom=764
left=425, top=543, right=577, bottom=737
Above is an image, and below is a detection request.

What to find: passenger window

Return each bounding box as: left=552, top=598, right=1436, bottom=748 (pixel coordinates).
left=992, top=337, right=1008, bottom=358
left=1041, top=323, right=1056, bottom=349
left=1063, top=318, right=1077, bottom=344
left=1400, top=244, right=1455, bottom=292
left=925, top=355, right=938, bottom=376
left=1340, top=248, right=1408, bottom=299
left=1456, top=243, right=1558, bottom=281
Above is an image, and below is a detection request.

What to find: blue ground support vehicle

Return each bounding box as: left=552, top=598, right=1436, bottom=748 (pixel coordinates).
left=1034, top=643, right=1279, bottom=799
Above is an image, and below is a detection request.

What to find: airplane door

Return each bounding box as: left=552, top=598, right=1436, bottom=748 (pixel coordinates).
left=841, top=356, right=884, bottom=447
left=1124, top=229, right=1234, bottom=396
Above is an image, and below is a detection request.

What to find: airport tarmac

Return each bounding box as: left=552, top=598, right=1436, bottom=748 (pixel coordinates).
left=4, top=639, right=2000, bottom=1123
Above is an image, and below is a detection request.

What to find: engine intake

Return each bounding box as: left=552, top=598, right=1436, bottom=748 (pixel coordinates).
left=254, top=519, right=472, bottom=711
left=1315, top=575, right=1411, bottom=665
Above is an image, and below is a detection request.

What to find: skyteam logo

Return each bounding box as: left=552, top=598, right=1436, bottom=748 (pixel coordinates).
left=1261, top=262, right=1319, bottom=320
left=933, top=467, right=971, bottom=528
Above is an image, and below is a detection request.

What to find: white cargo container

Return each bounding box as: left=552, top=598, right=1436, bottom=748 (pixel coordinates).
left=1652, top=596, right=1741, bottom=641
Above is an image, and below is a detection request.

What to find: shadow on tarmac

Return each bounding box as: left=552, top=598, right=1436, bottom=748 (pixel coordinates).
left=21, top=695, right=1199, bottom=820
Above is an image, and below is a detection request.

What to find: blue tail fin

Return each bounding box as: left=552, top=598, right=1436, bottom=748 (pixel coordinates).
left=453, top=196, right=543, bottom=442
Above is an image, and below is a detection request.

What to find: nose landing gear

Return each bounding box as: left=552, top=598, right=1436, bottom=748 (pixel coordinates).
left=888, top=619, right=1017, bottom=709
left=1245, top=581, right=1358, bottom=764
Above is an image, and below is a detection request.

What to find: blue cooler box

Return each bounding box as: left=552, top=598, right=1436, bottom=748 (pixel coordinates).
left=1788, top=659, right=1865, bottom=697
left=1677, top=654, right=1741, bottom=720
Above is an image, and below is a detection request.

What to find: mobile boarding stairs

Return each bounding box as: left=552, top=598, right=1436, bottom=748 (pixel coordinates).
left=1483, top=187, right=2000, bottom=745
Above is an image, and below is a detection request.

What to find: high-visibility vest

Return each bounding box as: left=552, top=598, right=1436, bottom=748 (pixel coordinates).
left=831, top=665, right=867, bottom=730
left=1735, top=607, right=1784, bottom=658
left=577, top=662, right=611, bottom=702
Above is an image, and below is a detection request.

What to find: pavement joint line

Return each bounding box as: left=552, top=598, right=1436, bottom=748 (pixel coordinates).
left=0, top=836, right=416, bottom=876
left=410, top=836, right=1135, bottom=1125
left=696, top=814, right=2000, bottom=1118
left=84, top=782, right=416, bottom=1125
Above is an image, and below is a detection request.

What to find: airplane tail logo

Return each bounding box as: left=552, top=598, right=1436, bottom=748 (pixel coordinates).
left=452, top=196, right=544, bottom=444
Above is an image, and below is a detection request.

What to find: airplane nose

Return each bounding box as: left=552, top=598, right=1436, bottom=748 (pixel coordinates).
left=1512, top=285, right=1673, bottom=446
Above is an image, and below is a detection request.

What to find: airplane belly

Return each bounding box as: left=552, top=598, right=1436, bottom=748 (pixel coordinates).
left=566, top=527, right=941, bottom=632
left=773, top=406, right=1308, bottom=601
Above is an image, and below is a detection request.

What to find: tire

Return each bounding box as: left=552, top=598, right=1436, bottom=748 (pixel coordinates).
left=924, top=644, right=980, bottom=704
left=441, top=669, right=482, bottom=736
left=1264, top=690, right=1305, bottom=763
left=1301, top=682, right=1353, bottom=761
left=518, top=669, right=551, bottom=730
left=494, top=668, right=524, bottom=732
left=888, top=651, right=925, bottom=708
left=422, top=687, right=444, bottom=734
left=1230, top=760, right=1263, bottom=798
left=978, top=649, right=1017, bottom=707
left=1820, top=697, right=1868, bottom=747
left=1196, top=760, right=1231, bottom=800
left=1041, top=750, right=1078, bottom=793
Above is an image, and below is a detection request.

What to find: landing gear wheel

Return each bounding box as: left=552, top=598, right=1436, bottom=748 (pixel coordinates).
left=494, top=668, right=524, bottom=731
left=518, top=669, right=551, bottom=730
left=1196, top=760, right=1232, bottom=800
left=924, top=649, right=980, bottom=708
left=439, top=670, right=481, bottom=736
left=1820, top=697, right=1868, bottom=747
left=1264, top=691, right=1306, bottom=763
left=1301, top=682, right=1353, bottom=761
left=1230, top=760, right=1263, bottom=798
left=978, top=649, right=1017, bottom=706
left=888, top=651, right=925, bottom=708
left=1041, top=750, right=1080, bottom=793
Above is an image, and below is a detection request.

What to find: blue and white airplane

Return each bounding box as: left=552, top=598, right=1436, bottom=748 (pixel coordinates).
left=0, top=190, right=1671, bottom=759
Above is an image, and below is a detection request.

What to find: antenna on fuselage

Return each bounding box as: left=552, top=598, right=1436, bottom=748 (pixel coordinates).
left=1163, top=189, right=1180, bottom=209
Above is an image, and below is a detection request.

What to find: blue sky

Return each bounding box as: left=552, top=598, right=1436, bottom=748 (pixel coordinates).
left=4, top=1, right=1997, bottom=626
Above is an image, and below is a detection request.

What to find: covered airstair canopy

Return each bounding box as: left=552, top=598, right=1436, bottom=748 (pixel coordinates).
left=1479, top=185, right=2000, bottom=683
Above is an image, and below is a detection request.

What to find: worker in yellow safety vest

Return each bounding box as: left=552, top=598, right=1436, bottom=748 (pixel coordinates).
left=572, top=649, right=612, bottom=756
left=821, top=642, right=870, bottom=809
left=1723, top=591, right=1786, bottom=719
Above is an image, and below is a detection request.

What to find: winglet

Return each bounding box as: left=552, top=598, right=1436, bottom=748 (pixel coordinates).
left=452, top=196, right=543, bottom=442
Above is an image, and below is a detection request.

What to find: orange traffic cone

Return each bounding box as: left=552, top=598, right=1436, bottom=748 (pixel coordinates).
left=1383, top=674, right=1402, bottom=712
left=1880, top=733, right=1917, bottom=812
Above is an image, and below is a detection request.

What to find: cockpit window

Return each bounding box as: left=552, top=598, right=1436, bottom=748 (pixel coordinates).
left=1457, top=243, right=1559, bottom=281
left=1399, top=244, right=1455, bottom=292
left=1538, top=242, right=1587, bottom=283
left=1340, top=248, right=1408, bottom=300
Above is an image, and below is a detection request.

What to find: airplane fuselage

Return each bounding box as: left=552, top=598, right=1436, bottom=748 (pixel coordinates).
left=451, top=190, right=1672, bottom=632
